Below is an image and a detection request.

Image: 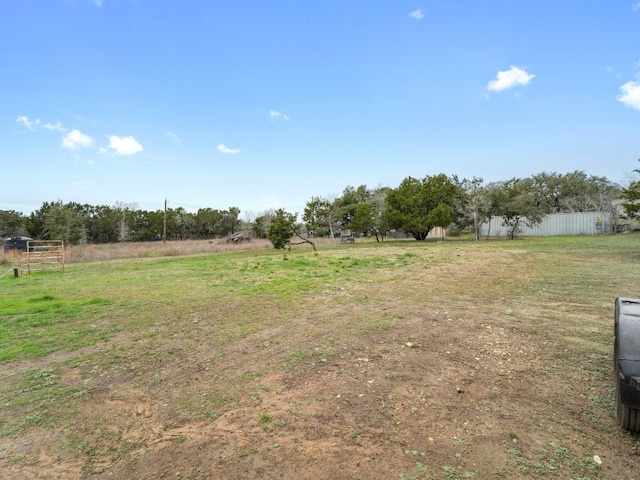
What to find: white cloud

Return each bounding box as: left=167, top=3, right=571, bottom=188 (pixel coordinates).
left=62, top=129, right=94, bottom=150
left=486, top=65, right=535, bottom=93
left=44, top=121, right=67, bottom=132
left=617, top=81, right=640, bottom=110
left=89, top=0, right=104, bottom=6
left=16, top=115, right=40, bottom=130
left=269, top=110, right=290, bottom=121
left=107, top=135, right=144, bottom=156
left=217, top=144, right=240, bottom=154
left=409, top=9, right=424, bottom=20
left=633, top=2, right=640, bottom=12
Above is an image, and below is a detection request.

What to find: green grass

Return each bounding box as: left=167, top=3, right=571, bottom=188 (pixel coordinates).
left=0, top=242, right=468, bottom=364
left=2, top=234, right=633, bottom=366
left=0, top=295, right=113, bottom=361
left=1, top=234, right=640, bottom=477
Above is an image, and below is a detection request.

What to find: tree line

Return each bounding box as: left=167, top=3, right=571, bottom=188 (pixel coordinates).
left=0, top=202, right=242, bottom=245
left=0, top=170, right=630, bottom=247
left=265, top=170, right=622, bottom=248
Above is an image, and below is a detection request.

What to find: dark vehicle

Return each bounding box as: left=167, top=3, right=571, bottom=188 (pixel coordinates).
left=614, top=297, right=640, bottom=432
left=3, top=236, right=33, bottom=252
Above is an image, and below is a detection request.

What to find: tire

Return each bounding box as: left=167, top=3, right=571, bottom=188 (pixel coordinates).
left=617, top=399, right=640, bottom=432
left=615, top=364, right=640, bottom=432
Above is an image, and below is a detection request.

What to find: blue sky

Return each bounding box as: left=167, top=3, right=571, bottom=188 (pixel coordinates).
left=2, top=1, right=640, bottom=217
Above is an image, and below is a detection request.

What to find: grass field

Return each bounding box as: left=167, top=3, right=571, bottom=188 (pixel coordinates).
left=1, top=235, right=639, bottom=479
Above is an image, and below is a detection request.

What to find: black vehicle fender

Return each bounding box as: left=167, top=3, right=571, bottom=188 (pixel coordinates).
left=614, top=297, right=640, bottom=432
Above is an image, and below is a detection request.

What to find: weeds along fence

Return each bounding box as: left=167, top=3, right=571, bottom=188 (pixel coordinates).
left=21, top=240, right=65, bottom=274
left=1, top=237, right=322, bottom=270
left=63, top=238, right=274, bottom=263
left=2, top=239, right=272, bottom=268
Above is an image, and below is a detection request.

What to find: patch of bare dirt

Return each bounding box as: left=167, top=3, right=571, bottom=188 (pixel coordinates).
left=2, top=305, right=637, bottom=479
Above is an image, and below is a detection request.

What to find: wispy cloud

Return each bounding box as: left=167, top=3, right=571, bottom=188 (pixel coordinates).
left=486, top=66, right=535, bottom=95
left=106, top=135, right=144, bottom=156
left=16, top=115, right=40, bottom=130
left=166, top=131, right=182, bottom=144
left=409, top=9, right=424, bottom=20
left=602, top=65, right=622, bottom=79
left=217, top=144, right=240, bottom=154
left=44, top=121, right=67, bottom=132
left=617, top=81, right=640, bottom=110
left=89, top=0, right=104, bottom=6
left=633, top=2, right=640, bottom=12
left=62, top=129, right=94, bottom=150
left=269, top=110, right=290, bottom=122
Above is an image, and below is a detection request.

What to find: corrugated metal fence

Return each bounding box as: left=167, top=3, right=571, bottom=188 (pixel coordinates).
left=479, top=212, right=613, bottom=237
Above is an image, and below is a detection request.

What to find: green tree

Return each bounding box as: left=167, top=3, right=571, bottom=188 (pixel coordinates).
left=350, top=202, right=373, bottom=236
left=267, top=209, right=316, bottom=251
left=367, top=187, right=390, bottom=242
left=25, top=201, right=55, bottom=239
left=42, top=201, right=88, bottom=245
left=127, top=209, right=164, bottom=241
left=458, top=177, right=490, bottom=241
left=491, top=178, right=546, bottom=239
left=221, top=207, right=241, bottom=236
left=0, top=210, right=27, bottom=238
left=385, top=174, right=462, bottom=241
left=620, top=162, right=640, bottom=219
left=532, top=171, right=619, bottom=213
left=85, top=205, right=121, bottom=243
left=303, top=197, right=337, bottom=238
left=267, top=209, right=295, bottom=249
left=249, top=210, right=274, bottom=239
left=349, top=188, right=391, bottom=241
left=334, top=185, right=370, bottom=229
left=167, top=207, right=197, bottom=240
left=621, top=184, right=640, bottom=218
left=195, top=208, right=223, bottom=238
left=427, top=203, right=452, bottom=241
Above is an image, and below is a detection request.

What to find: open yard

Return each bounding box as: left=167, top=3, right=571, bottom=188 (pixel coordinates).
left=1, top=235, right=639, bottom=479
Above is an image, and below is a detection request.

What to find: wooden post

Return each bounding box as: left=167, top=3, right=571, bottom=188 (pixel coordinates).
left=163, top=199, right=167, bottom=244
left=13, top=267, right=18, bottom=278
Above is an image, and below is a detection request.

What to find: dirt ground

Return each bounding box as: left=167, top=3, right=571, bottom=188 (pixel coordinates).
left=1, top=303, right=638, bottom=479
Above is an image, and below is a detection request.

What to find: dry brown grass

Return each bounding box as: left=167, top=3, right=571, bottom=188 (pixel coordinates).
left=65, top=238, right=276, bottom=263
left=1, top=238, right=275, bottom=265
left=1, top=237, right=350, bottom=265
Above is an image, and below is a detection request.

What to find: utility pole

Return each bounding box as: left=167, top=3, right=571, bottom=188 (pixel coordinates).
left=163, top=199, right=167, bottom=244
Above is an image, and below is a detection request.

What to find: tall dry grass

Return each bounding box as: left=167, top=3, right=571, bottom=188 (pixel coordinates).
left=65, top=238, right=276, bottom=263
left=1, top=235, right=349, bottom=267
left=1, top=238, right=274, bottom=265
